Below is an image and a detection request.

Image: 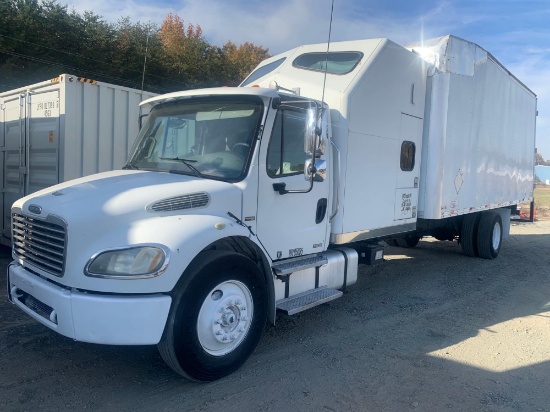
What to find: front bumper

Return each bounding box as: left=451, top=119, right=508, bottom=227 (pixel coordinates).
left=7, top=263, right=172, bottom=345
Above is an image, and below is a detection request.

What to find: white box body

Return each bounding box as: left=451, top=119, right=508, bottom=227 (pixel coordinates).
left=411, top=36, right=537, bottom=219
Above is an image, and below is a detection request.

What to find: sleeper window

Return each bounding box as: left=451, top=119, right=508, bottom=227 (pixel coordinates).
left=400, top=141, right=416, bottom=171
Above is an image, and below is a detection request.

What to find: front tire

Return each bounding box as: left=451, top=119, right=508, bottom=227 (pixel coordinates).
left=158, top=251, right=267, bottom=381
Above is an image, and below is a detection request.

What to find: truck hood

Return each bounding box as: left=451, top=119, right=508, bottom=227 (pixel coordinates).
left=15, top=170, right=243, bottom=224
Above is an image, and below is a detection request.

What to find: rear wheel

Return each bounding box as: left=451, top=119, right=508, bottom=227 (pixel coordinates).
left=396, top=237, right=421, bottom=248
left=477, top=212, right=502, bottom=259
left=158, top=251, right=267, bottom=381
left=460, top=213, right=480, bottom=257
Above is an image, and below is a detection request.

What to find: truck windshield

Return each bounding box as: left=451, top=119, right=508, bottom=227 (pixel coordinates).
left=127, top=96, right=264, bottom=181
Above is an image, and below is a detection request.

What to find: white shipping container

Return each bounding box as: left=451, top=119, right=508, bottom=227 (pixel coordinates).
left=0, top=74, right=157, bottom=244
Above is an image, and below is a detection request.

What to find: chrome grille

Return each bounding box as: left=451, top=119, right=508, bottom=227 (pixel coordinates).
left=12, top=213, right=66, bottom=277
left=148, top=192, right=210, bottom=212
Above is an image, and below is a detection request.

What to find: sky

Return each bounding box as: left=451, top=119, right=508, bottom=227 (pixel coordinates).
left=62, top=0, right=550, bottom=157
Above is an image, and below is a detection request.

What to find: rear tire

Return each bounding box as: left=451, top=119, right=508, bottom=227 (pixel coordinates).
left=461, top=213, right=480, bottom=257
left=396, top=237, right=420, bottom=248
left=477, top=212, right=502, bottom=259
left=158, top=250, right=267, bottom=381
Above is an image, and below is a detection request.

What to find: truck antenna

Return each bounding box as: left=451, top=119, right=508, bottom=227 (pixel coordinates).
left=139, top=24, right=151, bottom=128
left=320, top=0, right=335, bottom=108
left=141, top=24, right=151, bottom=95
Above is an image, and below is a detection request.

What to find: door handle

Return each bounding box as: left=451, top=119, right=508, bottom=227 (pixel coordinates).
left=316, top=198, right=328, bottom=224
left=272, top=182, right=287, bottom=195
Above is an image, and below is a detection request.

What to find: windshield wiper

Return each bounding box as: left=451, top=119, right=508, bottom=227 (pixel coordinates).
left=159, top=157, right=204, bottom=178
left=122, top=163, right=139, bottom=170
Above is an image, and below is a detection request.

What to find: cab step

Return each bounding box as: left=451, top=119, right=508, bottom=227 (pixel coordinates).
left=272, top=254, right=328, bottom=276
left=276, top=286, right=343, bottom=315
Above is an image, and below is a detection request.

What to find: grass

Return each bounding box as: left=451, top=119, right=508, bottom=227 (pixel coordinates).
left=517, top=186, right=549, bottom=220
left=535, top=186, right=550, bottom=208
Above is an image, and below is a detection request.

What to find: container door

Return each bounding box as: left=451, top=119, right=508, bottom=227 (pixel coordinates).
left=26, top=90, right=60, bottom=195
left=1, top=94, right=25, bottom=241
left=0, top=90, right=60, bottom=243
left=256, top=107, right=330, bottom=260
left=394, top=113, right=422, bottom=221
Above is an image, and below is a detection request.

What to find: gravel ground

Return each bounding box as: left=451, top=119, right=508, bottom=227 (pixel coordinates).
left=1, top=220, right=549, bottom=412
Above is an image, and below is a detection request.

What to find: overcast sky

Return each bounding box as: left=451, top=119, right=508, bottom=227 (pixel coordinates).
left=63, top=0, right=550, bottom=156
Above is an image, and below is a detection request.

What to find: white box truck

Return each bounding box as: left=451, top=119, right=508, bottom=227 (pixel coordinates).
left=0, top=74, right=156, bottom=245
left=7, top=36, right=536, bottom=381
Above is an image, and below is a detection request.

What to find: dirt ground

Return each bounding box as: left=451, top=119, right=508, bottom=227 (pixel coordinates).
left=1, top=221, right=549, bottom=412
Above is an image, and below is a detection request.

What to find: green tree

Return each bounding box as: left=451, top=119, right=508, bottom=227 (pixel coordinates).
left=158, top=13, right=210, bottom=89
left=0, top=2, right=270, bottom=94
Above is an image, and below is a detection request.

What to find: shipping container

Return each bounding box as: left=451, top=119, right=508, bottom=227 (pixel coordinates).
left=0, top=74, right=157, bottom=245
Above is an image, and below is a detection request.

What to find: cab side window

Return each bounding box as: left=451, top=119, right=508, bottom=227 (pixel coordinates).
left=267, top=110, right=308, bottom=177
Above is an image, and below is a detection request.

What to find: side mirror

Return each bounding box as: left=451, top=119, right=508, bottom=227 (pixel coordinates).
left=304, top=107, right=327, bottom=156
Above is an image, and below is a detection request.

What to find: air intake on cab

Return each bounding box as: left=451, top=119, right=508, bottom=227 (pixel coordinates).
left=147, top=192, right=210, bottom=212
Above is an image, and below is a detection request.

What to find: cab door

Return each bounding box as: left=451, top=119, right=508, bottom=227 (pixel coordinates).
left=256, top=103, right=330, bottom=260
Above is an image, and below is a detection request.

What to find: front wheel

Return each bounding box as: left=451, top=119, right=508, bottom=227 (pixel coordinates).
left=158, top=251, right=267, bottom=381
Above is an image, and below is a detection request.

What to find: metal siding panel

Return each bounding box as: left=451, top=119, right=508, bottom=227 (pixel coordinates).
left=61, top=79, right=79, bottom=181
left=98, top=86, right=114, bottom=172
left=2, top=96, right=24, bottom=238
left=82, top=84, right=99, bottom=176
left=27, top=90, right=60, bottom=195
left=113, top=89, right=129, bottom=169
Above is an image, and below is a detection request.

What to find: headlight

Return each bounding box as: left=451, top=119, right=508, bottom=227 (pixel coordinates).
left=85, top=246, right=169, bottom=279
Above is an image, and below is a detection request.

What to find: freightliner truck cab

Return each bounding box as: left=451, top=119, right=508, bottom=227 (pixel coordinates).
left=8, top=85, right=350, bottom=381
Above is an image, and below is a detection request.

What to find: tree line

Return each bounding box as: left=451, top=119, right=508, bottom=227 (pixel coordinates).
left=0, top=0, right=270, bottom=94
left=535, top=152, right=550, bottom=167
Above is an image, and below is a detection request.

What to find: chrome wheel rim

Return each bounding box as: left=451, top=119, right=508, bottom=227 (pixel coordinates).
left=492, top=221, right=502, bottom=251
left=197, top=280, right=254, bottom=356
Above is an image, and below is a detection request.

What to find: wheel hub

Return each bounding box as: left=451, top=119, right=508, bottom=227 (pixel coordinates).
left=213, top=296, right=248, bottom=343
left=492, top=221, right=502, bottom=250
left=197, top=281, right=253, bottom=356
